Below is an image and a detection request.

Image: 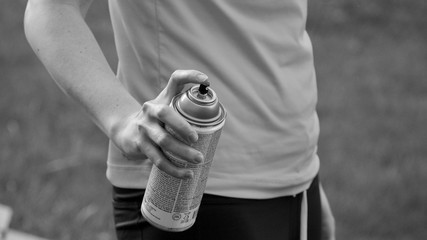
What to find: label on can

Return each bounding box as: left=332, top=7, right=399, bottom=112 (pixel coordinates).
left=141, top=125, right=223, bottom=231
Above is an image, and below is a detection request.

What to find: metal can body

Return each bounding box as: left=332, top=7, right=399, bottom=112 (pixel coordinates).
left=141, top=84, right=226, bottom=232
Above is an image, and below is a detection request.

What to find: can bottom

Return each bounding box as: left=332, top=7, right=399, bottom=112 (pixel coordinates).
left=141, top=208, right=194, bottom=232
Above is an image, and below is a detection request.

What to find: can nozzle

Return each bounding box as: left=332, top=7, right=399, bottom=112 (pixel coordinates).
left=175, top=82, right=224, bottom=125
left=197, top=81, right=210, bottom=98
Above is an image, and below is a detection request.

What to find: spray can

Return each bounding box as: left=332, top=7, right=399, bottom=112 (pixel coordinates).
left=141, top=82, right=226, bottom=232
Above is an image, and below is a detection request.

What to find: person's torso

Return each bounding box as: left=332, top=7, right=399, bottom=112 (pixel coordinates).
left=107, top=0, right=319, bottom=198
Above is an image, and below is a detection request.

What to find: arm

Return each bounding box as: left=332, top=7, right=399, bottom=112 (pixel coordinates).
left=24, top=0, right=206, bottom=178
left=24, top=0, right=138, bottom=136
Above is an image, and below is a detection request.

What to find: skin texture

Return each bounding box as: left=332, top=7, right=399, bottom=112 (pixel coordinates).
left=24, top=0, right=206, bottom=179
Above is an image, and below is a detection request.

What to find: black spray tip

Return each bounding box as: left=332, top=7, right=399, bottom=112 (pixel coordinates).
left=198, top=81, right=210, bottom=95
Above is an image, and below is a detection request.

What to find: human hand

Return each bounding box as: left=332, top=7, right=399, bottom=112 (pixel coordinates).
left=110, top=70, right=209, bottom=179
left=320, top=184, right=336, bottom=240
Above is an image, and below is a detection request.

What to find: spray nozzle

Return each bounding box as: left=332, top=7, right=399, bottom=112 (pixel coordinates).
left=198, top=81, right=210, bottom=95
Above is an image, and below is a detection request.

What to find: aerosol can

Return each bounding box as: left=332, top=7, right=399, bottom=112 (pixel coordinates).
left=141, top=82, right=226, bottom=231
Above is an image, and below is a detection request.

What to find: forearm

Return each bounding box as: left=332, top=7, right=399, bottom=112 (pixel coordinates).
left=24, top=1, right=139, bottom=137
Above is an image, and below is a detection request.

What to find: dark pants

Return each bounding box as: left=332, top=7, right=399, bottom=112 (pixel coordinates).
left=112, top=176, right=321, bottom=240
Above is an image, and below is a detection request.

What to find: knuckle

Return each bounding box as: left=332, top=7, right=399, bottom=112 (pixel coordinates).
left=150, top=155, right=161, bottom=166
left=154, top=157, right=189, bottom=179
left=134, top=140, right=144, bottom=153
left=171, top=70, right=183, bottom=79
left=121, top=142, right=144, bottom=160
left=136, top=122, right=150, bottom=136
left=153, top=157, right=169, bottom=170
left=141, top=101, right=154, bottom=113
left=156, top=133, right=171, bottom=148
left=128, top=141, right=143, bottom=155
left=156, top=105, right=169, bottom=119
left=137, top=122, right=144, bottom=132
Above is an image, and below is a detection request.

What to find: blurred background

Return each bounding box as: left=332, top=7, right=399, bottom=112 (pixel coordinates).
left=1, top=0, right=426, bottom=239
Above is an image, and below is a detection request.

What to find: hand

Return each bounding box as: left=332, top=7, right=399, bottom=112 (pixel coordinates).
left=111, top=70, right=209, bottom=179
left=320, top=184, right=336, bottom=240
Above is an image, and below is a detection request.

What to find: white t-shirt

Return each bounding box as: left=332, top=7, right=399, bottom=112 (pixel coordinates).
left=107, top=0, right=320, bottom=199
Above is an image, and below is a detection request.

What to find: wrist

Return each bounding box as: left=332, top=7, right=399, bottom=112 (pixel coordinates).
left=106, top=104, right=140, bottom=141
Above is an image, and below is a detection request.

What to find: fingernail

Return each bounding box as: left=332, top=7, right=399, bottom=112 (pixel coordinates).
left=197, top=73, right=208, bottom=82
left=189, top=132, right=198, bottom=142
left=195, top=153, right=204, bottom=164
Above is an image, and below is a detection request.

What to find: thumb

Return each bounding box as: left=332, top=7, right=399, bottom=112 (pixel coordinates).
left=160, top=70, right=209, bottom=102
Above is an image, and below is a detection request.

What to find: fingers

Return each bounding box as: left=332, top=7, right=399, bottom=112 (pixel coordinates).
left=140, top=125, right=202, bottom=179
left=146, top=123, right=203, bottom=165
left=137, top=102, right=203, bottom=179
left=111, top=109, right=200, bottom=179
left=169, top=69, right=209, bottom=88
left=161, top=70, right=209, bottom=102
left=142, top=101, right=198, bottom=145
left=142, top=143, right=195, bottom=179
left=155, top=103, right=198, bottom=143
left=153, top=69, right=208, bottom=141
left=128, top=70, right=208, bottom=179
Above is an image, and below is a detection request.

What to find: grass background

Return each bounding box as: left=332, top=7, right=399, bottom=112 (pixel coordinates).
left=1, top=0, right=426, bottom=239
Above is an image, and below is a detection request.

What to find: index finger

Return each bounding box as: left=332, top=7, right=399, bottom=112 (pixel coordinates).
left=156, top=105, right=198, bottom=144
left=162, top=70, right=209, bottom=101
